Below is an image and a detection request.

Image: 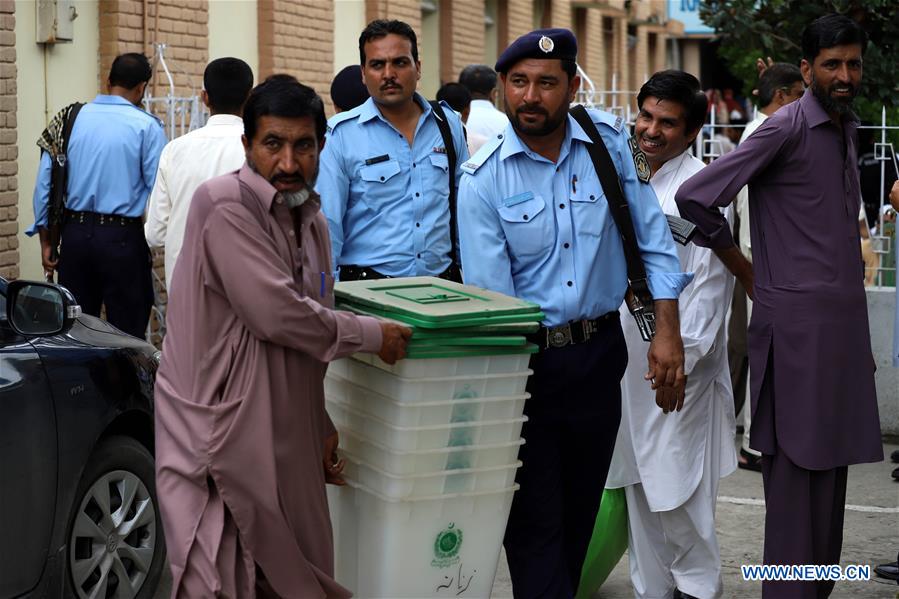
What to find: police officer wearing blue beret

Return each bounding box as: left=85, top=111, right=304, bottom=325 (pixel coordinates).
left=458, top=29, right=693, bottom=597
left=317, top=20, right=468, bottom=282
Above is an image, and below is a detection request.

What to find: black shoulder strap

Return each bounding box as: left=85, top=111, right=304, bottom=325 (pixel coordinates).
left=61, top=102, right=84, bottom=155
left=429, top=100, right=459, bottom=271
left=569, top=104, right=652, bottom=303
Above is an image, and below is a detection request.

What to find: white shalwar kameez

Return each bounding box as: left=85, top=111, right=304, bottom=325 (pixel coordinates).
left=606, top=150, right=737, bottom=599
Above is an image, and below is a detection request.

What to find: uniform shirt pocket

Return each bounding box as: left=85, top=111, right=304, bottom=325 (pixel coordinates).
left=429, top=153, right=449, bottom=173
left=357, top=159, right=404, bottom=209
left=569, top=181, right=609, bottom=237
left=498, top=193, right=551, bottom=256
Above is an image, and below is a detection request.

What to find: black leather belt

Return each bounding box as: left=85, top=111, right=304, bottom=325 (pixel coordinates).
left=528, top=312, right=619, bottom=350
left=339, top=263, right=462, bottom=283
left=64, top=209, right=142, bottom=227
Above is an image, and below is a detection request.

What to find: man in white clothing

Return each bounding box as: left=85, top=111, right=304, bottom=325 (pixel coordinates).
left=458, top=64, right=508, bottom=141
left=606, top=70, right=736, bottom=599
left=732, top=63, right=803, bottom=471
left=145, top=58, right=254, bottom=285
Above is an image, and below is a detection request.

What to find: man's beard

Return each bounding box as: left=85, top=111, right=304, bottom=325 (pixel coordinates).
left=247, top=157, right=318, bottom=206
left=810, top=72, right=858, bottom=116
left=504, top=98, right=568, bottom=137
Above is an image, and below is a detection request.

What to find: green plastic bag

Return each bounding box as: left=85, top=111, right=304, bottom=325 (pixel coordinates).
left=575, top=487, right=629, bottom=599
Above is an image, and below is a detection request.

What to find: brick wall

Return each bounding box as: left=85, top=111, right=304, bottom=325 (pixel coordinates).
left=0, top=0, right=15, bottom=279
left=506, top=0, right=532, bottom=42
left=446, top=0, right=485, bottom=82
left=366, top=0, right=422, bottom=32
left=98, top=0, right=208, bottom=98
left=258, top=0, right=334, bottom=111
left=582, top=9, right=605, bottom=90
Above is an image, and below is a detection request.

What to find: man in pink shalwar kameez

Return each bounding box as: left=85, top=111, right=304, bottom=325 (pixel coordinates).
left=154, top=75, right=410, bottom=598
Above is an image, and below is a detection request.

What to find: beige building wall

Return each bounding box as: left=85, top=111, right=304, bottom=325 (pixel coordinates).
left=334, top=0, right=366, bottom=74
left=208, top=0, right=258, bottom=80
left=15, top=0, right=100, bottom=281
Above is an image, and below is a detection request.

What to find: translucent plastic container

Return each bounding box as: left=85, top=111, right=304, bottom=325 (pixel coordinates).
left=327, top=359, right=532, bottom=402
left=340, top=451, right=522, bottom=499
left=326, top=397, right=527, bottom=451
left=328, top=480, right=517, bottom=598
left=325, top=375, right=528, bottom=426
left=339, top=428, right=524, bottom=475
left=345, top=351, right=532, bottom=379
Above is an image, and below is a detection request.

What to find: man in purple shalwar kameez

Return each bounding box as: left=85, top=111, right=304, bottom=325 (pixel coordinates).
left=154, top=75, right=410, bottom=598
left=675, top=14, right=882, bottom=598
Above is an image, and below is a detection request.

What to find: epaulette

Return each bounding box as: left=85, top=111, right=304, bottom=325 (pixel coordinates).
left=326, top=108, right=361, bottom=135
left=461, top=133, right=503, bottom=175
left=590, top=108, right=625, bottom=133
left=132, top=104, right=164, bottom=128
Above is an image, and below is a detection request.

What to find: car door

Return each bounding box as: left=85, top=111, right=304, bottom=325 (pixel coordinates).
left=0, top=286, right=58, bottom=597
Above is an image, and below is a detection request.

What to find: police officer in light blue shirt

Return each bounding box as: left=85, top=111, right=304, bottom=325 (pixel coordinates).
left=316, top=19, right=468, bottom=282
left=29, top=53, right=166, bottom=338
left=458, top=29, right=692, bottom=598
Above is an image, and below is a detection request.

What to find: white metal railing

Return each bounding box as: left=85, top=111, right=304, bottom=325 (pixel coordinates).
left=583, top=77, right=897, bottom=287
left=141, top=43, right=208, bottom=346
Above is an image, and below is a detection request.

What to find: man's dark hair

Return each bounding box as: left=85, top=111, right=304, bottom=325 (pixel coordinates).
left=756, top=63, right=803, bottom=107
left=560, top=59, right=577, bottom=81
left=108, top=53, right=152, bottom=89
left=801, top=14, right=868, bottom=62
left=436, top=82, right=471, bottom=114
left=243, top=74, right=326, bottom=144
left=204, top=58, right=254, bottom=114
left=459, top=65, right=498, bottom=98
left=637, top=70, right=707, bottom=135
left=359, top=20, right=418, bottom=64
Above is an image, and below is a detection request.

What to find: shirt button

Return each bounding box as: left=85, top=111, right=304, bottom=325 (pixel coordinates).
left=415, top=192, right=420, bottom=197
left=416, top=222, right=421, bottom=228
left=498, top=134, right=503, bottom=139
left=567, top=280, right=573, bottom=287
left=417, top=253, right=421, bottom=258
left=590, top=195, right=595, bottom=200
left=559, top=203, right=565, bottom=209
left=523, top=214, right=529, bottom=220
left=380, top=176, right=385, bottom=181
left=413, top=163, right=417, bottom=168
left=563, top=242, right=570, bottom=249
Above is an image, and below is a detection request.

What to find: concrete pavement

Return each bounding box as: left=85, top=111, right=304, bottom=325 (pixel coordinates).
left=489, top=439, right=899, bottom=599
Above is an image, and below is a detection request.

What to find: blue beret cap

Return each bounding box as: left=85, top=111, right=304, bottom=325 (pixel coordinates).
left=330, top=65, right=370, bottom=112
left=495, top=28, right=578, bottom=73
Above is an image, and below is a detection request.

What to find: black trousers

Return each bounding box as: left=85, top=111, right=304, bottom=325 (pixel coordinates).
left=504, top=315, right=628, bottom=599
left=57, top=220, right=154, bottom=339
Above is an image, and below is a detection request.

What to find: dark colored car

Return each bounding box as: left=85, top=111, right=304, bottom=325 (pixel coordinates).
left=0, top=278, right=166, bottom=598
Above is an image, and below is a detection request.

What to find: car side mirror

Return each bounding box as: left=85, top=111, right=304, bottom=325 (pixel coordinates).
left=6, top=280, right=81, bottom=337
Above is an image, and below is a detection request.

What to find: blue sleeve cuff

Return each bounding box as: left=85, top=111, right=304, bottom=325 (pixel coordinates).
left=25, top=220, right=45, bottom=237
left=647, top=271, right=694, bottom=300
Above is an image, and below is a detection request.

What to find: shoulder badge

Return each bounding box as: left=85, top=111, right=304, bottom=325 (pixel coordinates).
left=460, top=133, right=503, bottom=175
left=325, top=109, right=358, bottom=135
left=628, top=136, right=651, bottom=183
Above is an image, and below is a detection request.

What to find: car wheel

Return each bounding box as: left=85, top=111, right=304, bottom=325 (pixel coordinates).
left=66, top=435, right=166, bottom=599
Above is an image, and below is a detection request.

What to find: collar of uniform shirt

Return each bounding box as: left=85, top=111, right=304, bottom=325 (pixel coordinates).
left=498, top=113, right=592, bottom=164
left=356, top=93, right=432, bottom=126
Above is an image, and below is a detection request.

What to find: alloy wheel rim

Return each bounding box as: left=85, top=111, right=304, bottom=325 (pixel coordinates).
left=69, top=469, right=156, bottom=599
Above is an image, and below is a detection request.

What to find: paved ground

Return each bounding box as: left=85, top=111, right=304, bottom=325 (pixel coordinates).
left=153, top=438, right=898, bottom=598
left=489, top=439, right=899, bottom=599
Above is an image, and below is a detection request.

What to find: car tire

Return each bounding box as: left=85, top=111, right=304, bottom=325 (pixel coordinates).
left=65, top=435, right=166, bottom=599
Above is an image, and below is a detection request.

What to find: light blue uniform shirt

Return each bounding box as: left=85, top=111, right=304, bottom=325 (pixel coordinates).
left=316, top=94, right=469, bottom=277
left=28, top=94, right=167, bottom=235
left=458, top=109, right=692, bottom=326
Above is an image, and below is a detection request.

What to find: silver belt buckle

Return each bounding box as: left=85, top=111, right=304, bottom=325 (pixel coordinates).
left=547, top=323, right=572, bottom=348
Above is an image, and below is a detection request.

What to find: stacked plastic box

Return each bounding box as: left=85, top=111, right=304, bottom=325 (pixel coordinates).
left=325, top=277, right=541, bottom=598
